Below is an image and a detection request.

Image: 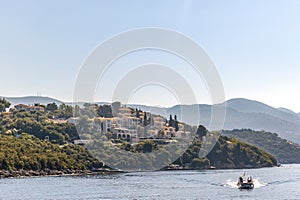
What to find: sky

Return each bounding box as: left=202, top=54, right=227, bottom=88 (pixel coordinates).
left=1, top=0, right=300, bottom=111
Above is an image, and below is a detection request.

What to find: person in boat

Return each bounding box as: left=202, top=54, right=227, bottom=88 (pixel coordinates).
left=247, top=176, right=253, bottom=183
left=238, top=176, right=243, bottom=185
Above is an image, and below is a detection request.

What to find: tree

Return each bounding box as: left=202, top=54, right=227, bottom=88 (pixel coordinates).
left=58, top=103, right=73, bottom=118
left=135, top=108, right=140, bottom=118
left=143, top=112, right=148, bottom=126
left=191, top=157, right=210, bottom=169
left=97, top=105, right=112, bottom=118
left=168, top=114, right=179, bottom=130
left=0, top=98, right=11, bottom=112
left=46, top=103, right=58, bottom=111
left=169, top=114, right=174, bottom=127
left=64, top=105, right=73, bottom=118
left=73, top=105, right=82, bottom=117
left=0, top=104, right=5, bottom=112
left=142, top=140, right=153, bottom=153
left=196, top=125, right=208, bottom=139
left=59, top=103, right=67, bottom=110
left=191, top=158, right=202, bottom=169
left=174, top=115, right=179, bottom=131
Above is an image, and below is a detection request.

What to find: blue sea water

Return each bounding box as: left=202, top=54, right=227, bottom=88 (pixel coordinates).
left=0, top=164, right=299, bottom=200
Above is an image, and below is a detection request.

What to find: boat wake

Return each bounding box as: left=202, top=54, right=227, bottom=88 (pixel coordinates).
left=225, top=178, right=266, bottom=189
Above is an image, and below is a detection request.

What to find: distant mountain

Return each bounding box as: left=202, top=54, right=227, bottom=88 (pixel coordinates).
left=277, top=107, right=296, bottom=115
left=65, top=101, right=109, bottom=107
left=3, top=96, right=63, bottom=106
left=226, top=98, right=300, bottom=124
left=129, top=99, right=300, bottom=144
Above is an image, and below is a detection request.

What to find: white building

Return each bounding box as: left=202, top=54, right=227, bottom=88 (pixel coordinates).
left=112, top=127, right=137, bottom=141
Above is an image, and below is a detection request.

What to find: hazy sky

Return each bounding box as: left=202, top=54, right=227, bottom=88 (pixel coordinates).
left=1, top=0, right=300, bottom=111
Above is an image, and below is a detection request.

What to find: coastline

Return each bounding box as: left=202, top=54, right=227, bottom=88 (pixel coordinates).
left=0, top=168, right=123, bottom=179
left=0, top=164, right=281, bottom=179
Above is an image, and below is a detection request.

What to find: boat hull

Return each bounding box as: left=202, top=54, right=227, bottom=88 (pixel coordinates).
left=238, top=183, right=254, bottom=190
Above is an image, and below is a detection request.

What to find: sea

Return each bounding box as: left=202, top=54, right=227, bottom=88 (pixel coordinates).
left=0, top=164, right=299, bottom=200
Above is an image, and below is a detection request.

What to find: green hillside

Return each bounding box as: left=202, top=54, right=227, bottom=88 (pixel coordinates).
left=171, top=135, right=277, bottom=169
left=0, top=133, right=277, bottom=175
left=222, top=129, right=300, bottom=164
left=0, top=134, right=102, bottom=172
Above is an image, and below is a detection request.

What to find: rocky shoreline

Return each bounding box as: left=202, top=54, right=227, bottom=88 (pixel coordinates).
left=1, top=165, right=280, bottom=179
left=0, top=168, right=122, bottom=179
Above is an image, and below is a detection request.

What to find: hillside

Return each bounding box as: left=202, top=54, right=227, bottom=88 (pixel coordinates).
left=170, top=135, right=277, bottom=170
left=0, top=133, right=277, bottom=175
left=0, top=100, right=278, bottom=174
left=206, top=135, right=277, bottom=169
left=0, top=134, right=102, bottom=177
left=2, top=96, right=300, bottom=144
left=222, top=129, right=300, bottom=164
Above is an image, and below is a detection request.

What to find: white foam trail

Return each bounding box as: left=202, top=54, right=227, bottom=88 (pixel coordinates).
left=225, top=178, right=266, bottom=188
left=225, top=179, right=239, bottom=188
left=252, top=178, right=266, bottom=188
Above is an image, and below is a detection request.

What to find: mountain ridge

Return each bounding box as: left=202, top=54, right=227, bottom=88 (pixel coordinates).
left=2, top=96, right=63, bottom=106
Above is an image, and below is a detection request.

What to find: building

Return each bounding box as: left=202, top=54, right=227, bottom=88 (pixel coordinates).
left=175, top=130, right=190, bottom=139
left=28, top=106, right=45, bottom=112
left=14, top=104, right=44, bottom=112
left=155, top=126, right=176, bottom=139
left=73, top=139, right=92, bottom=146
left=111, top=127, right=137, bottom=141
left=153, top=116, right=165, bottom=128
left=115, top=116, right=140, bottom=129
left=116, top=107, right=132, bottom=118
left=14, top=104, right=30, bottom=111
left=95, top=117, right=115, bottom=134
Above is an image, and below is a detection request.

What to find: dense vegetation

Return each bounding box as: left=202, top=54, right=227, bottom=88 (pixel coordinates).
left=91, top=133, right=277, bottom=170
left=0, top=99, right=278, bottom=175
left=0, top=104, right=78, bottom=144
left=172, top=135, right=277, bottom=169
left=0, top=134, right=102, bottom=171
left=222, top=129, right=300, bottom=164
left=0, top=129, right=277, bottom=173
left=206, top=136, right=277, bottom=168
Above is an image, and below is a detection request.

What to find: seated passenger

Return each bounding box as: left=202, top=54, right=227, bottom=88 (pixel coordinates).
left=238, top=176, right=243, bottom=185
left=247, top=176, right=253, bottom=183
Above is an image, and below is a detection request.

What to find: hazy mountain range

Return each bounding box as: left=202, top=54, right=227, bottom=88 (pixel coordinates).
left=132, top=99, right=300, bottom=144
left=3, top=96, right=300, bottom=144
left=3, top=96, right=63, bottom=106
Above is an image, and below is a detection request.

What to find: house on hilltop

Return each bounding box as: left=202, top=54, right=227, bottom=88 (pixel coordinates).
left=14, top=104, right=45, bottom=112
left=14, top=104, right=30, bottom=111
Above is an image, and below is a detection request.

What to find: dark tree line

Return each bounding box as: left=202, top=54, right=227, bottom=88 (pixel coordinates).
left=168, top=114, right=179, bottom=131
left=97, top=105, right=113, bottom=118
